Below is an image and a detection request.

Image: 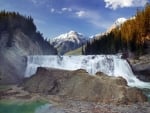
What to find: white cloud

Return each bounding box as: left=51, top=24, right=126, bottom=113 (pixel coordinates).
left=31, top=0, right=37, bottom=4
left=49, top=7, right=111, bottom=29
left=34, top=18, right=46, bottom=25
left=30, top=0, right=48, bottom=5
left=104, top=0, right=148, bottom=10
left=62, top=8, right=72, bottom=12
left=50, top=7, right=73, bottom=14
left=75, top=11, right=86, bottom=17
left=74, top=10, right=110, bottom=29
left=50, top=8, right=55, bottom=13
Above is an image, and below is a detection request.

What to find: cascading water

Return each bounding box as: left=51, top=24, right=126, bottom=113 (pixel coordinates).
left=25, top=55, right=150, bottom=89
left=25, top=55, right=116, bottom=77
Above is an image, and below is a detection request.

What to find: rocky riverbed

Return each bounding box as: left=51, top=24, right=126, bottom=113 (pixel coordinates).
left=1, top=67, right=150, bottom=113
left=0, top=85, right=150, bottom=113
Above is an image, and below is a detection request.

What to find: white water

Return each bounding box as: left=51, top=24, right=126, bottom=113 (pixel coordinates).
left=25, top=55, right=150, bottom=89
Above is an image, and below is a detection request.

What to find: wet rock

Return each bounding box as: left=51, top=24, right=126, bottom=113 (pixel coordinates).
left=128, top=54, right=150, bottom=82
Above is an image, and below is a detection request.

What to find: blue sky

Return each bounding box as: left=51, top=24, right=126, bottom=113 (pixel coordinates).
left=0, top=0, right=149, bottom=38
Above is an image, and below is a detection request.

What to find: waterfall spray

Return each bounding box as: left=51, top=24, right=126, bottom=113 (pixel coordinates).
left=25, top=55, right=150, bottom=89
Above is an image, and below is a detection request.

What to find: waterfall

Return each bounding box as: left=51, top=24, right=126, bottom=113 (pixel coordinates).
left=25, top=55, right=150, bottom=89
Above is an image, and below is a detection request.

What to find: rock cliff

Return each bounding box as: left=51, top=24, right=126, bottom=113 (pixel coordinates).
left=0, top=11, right=57, bottom=84
left=128, top=54, right=150, bottom=82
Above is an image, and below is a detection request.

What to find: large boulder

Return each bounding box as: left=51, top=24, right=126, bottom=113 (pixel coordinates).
left=23, top=67, right=147, bottom=104
left=128, top=54, right=150, bottom=82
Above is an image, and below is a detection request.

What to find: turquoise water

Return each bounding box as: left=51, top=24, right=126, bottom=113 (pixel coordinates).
left=0, top=100, right=48, bottom=113
left=142, top=89, right=150, bottom=101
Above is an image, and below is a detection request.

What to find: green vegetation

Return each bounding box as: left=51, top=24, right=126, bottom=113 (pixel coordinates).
left=65, top=47, right=82, bottom=55
left=0, top=99, right=47, bottom=113
left=84, top=3, right=150, bottom=56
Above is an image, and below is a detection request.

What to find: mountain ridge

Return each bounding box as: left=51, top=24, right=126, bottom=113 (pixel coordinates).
left=84, top=4, right=150, bottom=55
left=106, top=17, right=127, bottom=33
left=50, top=30, right=88, bottom=55
left=65, top=17, right=127, bottom=55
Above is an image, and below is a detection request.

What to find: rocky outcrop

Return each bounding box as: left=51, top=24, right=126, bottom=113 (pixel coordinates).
left=0, top=12, right=57, bottom=84
left=128, top=54, right=150, bottom=82
left=23, top=67, right=147, bottom=104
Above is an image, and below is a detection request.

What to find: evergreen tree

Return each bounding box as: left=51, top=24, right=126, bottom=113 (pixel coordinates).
left=84, top=3, right=150, bottom=55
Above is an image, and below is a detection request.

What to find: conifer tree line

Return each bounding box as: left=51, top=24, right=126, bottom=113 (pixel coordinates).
left=84, top=3, right=150, bottom=56
left=0, top=11, right=36, bottom=35
left=0, top=11, right=57, bottom=54
left=0, top=11, right=37, bottom=47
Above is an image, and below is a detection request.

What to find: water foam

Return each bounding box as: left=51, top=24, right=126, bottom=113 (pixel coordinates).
left=25, top=55, right=150, bottom=89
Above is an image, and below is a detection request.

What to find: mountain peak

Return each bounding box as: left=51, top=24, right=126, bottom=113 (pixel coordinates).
left=50, top=31, right=89, bottom=55
left=68, top=30, right=77, bottom=34
left=90, top=17, right=127, bottom=39
left=107, top=17, right=127, bottom=33
left=114, top=17, right=127, bottom=26
left=52, top=30, right=87, bottom=41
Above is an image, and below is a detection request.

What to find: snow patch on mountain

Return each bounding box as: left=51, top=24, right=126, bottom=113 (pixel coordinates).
left=50, top=30, right=89, bottom=54
left=107, top=17, right=127, bottom=33
left=52, top=30, right=87, bottom=44
left=90, top=17, right=127, bottom=40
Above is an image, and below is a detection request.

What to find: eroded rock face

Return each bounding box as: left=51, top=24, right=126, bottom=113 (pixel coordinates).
left=0, top=30, right=57, bottom=84
left=128, top=54, right=150, bottom=82
left=23, top=67, right=147, bottom=104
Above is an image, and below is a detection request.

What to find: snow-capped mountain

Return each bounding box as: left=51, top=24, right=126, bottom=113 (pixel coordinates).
left=50, top=30, right=89, bottom=55
left=90, top=32, right=106, bottom=40
left=107, top=17, right=127, bottom=33
left=50, top=18, right=127, bottom=54
left=90, top=17, right=127, bottom=40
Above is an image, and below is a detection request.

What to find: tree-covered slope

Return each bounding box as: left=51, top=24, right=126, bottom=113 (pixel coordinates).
left=0, top=11, right=57, bottom=84
left=84, top=3, right=150, bottom=56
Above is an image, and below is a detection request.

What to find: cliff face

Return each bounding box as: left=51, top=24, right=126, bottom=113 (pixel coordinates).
left=128, top=54, right=150, bottom=82
left=0, top=11, right=57, bottom=84
left=23, top=67, right=147, bottom=104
